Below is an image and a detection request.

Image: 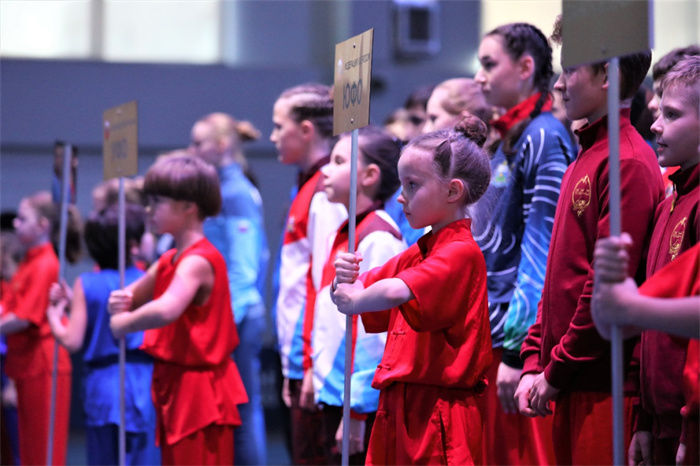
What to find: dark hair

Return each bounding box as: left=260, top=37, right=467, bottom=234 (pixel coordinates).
left=403, top=84, right=436, bottom=111
left=406, top=115, right=491, bottom=206
left=25, top=191, right=83, bottom=264
left=85, top=204, right=145, bottom=270
left=486, top=22, right=554, bottom=155
left=340, top=125, right=401, bottom=203
left=653, top=45, right=700, bottom=82
left=144, top=155, right=222, bottom=219
left=551, top=15, right=652, bottom=101
left=662, top=55, right=700, bottom=109
left=279, top=83, right=335, bottom=140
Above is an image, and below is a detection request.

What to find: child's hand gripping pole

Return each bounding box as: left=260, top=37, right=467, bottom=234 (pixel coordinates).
left=341, top=129, right=360, bottom=466
left=47, top=143, right=73, bottom=465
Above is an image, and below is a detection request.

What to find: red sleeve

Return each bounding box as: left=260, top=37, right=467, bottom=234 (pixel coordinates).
left=12, top=254, right=58, bottom=326
left=545, top=158, right=661, bottom=389
left=396, top=240, right=482, bottom=333
left=521, top=300, right=544, bottom=375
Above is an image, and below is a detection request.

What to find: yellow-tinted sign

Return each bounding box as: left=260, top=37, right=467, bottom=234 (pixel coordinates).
left=103, top=101, right=138, bottom=180
left=333, top=29, right=374, bottom=136
left=562, top=0, right=652, bottom=68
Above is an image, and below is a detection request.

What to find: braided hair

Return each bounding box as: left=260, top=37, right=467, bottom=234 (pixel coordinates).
left=486, top=22, right=554, bottom=155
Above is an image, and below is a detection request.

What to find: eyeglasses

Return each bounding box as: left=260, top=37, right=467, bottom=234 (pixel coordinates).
left=145, top=194, right=172, bottom=207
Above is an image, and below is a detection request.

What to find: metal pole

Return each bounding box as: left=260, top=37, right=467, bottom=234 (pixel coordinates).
left=607, top=57, right=624, bottom=466
left=118, top=178, right=126, bottom=466
left=47, top=143, right=72, bottom=465
left=341, top=128, right=359, bottom=466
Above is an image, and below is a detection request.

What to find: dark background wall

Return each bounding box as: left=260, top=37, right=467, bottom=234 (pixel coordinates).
left=1, top=1, right=481, bottom=299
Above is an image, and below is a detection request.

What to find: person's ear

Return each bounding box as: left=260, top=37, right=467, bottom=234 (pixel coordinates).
left=360, top=163, right=380, bottom=188
left=601, top=62, right=610, bottom=91
left=447, top=179, right=465, bottom=203
left=38, top=215, right=51, bottom=233
left=300, top=120, right=315, bottom=141
left=519, top=54, right=535, bottom=82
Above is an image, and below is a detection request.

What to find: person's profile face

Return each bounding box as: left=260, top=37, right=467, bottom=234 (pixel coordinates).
left=475, top=35, right=522, bottom=110
left=270, top=97, right=307, bottom=166
left=424, top=87, right=461, bottom=134
left=189, top=121, right=222, bottom=166
left=650, top=84, right=700, bottom=170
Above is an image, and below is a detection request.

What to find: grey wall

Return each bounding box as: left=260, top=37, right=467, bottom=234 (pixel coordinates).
left=0, top=0, right=481, bottom=305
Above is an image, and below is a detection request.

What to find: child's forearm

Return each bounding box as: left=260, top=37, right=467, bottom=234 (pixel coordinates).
left=356, top=278, right=414, bottom=314
left=112, top=295, right=184, bottom=336
left=625, top=295, right=700, bottom=339
left=46, top=307, right=77, bottom=352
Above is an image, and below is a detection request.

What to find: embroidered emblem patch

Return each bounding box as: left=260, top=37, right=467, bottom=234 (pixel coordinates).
left=491, top=161, right=510, bottom=188
left=572, top=175, right=591, bottom=217
left=669, top=217, right=687, bottom=261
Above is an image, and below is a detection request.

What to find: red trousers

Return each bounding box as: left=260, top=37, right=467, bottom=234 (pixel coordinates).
left=477, top=349, right=555, bottom=465
left=367, top=382, right=482, bottom=465
left=553, top=391, right=634, bottom=465
left=161, top=423, right=234, bottom=465
left=15, top=373, right=71, bottom=466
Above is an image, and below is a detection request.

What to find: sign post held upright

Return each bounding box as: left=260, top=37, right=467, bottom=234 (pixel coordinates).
left=562, top=2, right=652, bottom=465
left=102, top=100, right=139, bottom=466
left=333, top=28, right=374, bottom=466
left=334, top=29, right=373, bottom=136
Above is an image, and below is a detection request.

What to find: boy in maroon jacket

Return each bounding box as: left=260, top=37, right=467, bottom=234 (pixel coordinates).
left=627, top=55, right=700, bottom=466
left=514, top=16, right=664, bottom=465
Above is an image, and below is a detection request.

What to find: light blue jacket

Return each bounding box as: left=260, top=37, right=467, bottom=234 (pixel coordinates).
left=204, top=163, right=269, bottom=324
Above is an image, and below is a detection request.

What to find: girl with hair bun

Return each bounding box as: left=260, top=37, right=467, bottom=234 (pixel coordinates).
left=331, top=116, right=492, bottom=464
left=474, top=21, right=576, bottom=465
left=313, top=125, right=407, bottom=464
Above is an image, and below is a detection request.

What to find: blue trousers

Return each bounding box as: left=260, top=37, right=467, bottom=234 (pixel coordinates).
left=86, top=424, right=160, bottom=466
left=233, top=309, right=268, bottom=465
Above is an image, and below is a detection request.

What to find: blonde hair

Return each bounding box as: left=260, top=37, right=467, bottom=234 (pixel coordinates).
left=433, top=78, right=491, bottom=126
left=198, top=112, right=260, bottom=171
left=24, top=190, right=83, bottom=264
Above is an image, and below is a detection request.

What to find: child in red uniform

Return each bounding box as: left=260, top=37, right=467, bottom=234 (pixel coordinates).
left=625, top=55, right=700, bottom=466
left=515, top=16, right=663, bottom=465
left=593, top=236, right=700, bottom=465
left=332, top=116, right=493, bottom=465
left=108, top=155, right=247, bottom=465
left=0, top=191, right=81, bottom=466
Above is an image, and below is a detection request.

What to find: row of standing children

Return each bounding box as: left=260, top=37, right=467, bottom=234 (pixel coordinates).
left=0, top=20, right=697, bottom=466
left=282, top=19, right=699, bottom=466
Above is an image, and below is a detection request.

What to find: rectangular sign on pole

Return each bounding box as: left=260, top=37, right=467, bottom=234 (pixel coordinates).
left=103, top=101, right=139, bottom=180
left=333, top=29, right=374, bottom=136
left=562, top=0, right=652, bottom=68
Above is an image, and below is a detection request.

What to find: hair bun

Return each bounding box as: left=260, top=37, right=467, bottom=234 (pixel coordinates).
left=235, top=120, right=261, bottom=142
left=454, top=113, right=488, bottom=148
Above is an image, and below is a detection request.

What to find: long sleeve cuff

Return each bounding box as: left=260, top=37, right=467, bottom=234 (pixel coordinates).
left=502, top=348, right=524, bottom=369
